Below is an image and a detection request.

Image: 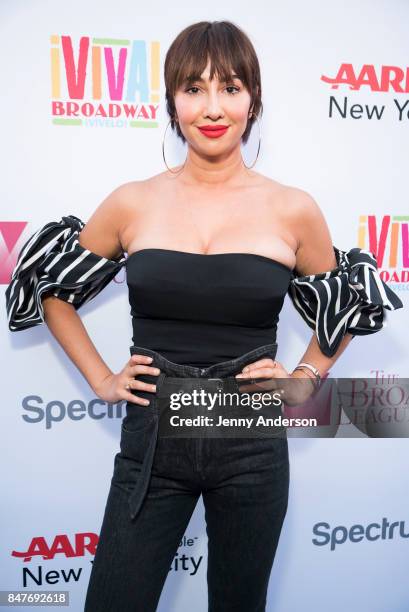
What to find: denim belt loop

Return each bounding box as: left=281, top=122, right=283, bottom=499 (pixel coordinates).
left=128, top=371, right=167, bottom=522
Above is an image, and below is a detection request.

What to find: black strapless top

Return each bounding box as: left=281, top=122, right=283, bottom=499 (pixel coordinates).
left=126, top=248, right=293, bottom=366
left=5, top=215, right=403, bottom=363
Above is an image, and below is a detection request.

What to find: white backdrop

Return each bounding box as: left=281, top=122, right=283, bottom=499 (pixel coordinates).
left=1, top=1, right=408, bottom=610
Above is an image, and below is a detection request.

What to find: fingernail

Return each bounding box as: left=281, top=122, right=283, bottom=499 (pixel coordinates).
left=243, top=367, right=249, bottom=372
left=236, top=374, right=243, bottom=378
left=153, top=368, right=160, bottom=374
left=146, top=357, right=153, bottom=362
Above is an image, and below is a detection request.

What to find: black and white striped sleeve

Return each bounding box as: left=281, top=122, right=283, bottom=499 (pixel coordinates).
left=5, top=214, right=127, bottom=332
left=287, top=245, right=404, bottom=357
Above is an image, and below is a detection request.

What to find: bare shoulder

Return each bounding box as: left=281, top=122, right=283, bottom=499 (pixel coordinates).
left=78, top=180, right=147, bottom=260
left=266, top=182, right=325, bottom=229
left=265, top=179, right=322, bottom=217
left=115, top=172, right=167, bottom=210
left=252, top=173, right=317, bottom=213
left=271, top=183, right=337, bottom=275
left=256, top=176, right=319, bottom=223
left=108, top=179, right=145, bottom=214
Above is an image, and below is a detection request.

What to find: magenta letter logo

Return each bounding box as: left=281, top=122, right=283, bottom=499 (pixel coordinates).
left=0, top=221, right=28, bottom=284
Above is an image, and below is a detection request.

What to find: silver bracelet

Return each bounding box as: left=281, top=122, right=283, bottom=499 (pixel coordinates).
left=292, top=362, right=321, bottom=388
left=292, top=367, right=319, bottom=390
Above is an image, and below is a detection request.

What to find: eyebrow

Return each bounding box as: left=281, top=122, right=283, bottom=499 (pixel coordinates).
left=185, top=74, right=242, bottom=83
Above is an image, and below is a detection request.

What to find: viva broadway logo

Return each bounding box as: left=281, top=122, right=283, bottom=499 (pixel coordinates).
left=358, top=214, right=409, bottom=285
left=50, top=34, right=160, bottom=128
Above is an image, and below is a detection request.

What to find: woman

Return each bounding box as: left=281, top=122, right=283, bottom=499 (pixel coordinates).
left=5, top=20, right=403, bottom=612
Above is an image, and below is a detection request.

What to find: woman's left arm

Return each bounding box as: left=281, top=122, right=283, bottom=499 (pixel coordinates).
left=236, top=188, right=403, bottom=395
left=285, top=188, right=402, bottom=384
left=290, top=188, right=338, bottom=281
left=294, top=330, right=354, bottom=379
left=288, top=188, right=349, bottom=377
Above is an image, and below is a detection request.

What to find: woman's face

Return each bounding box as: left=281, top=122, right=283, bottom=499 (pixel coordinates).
left=173, top=59, right=253, bottom=155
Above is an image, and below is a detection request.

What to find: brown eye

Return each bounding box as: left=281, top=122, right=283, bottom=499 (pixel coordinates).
left=226, top=86, right=240, bottom=94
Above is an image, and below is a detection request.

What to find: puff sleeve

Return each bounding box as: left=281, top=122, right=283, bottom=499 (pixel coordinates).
left=5, top=214, right=127, bottom=331
left=287, top=245, right=404, bottom=357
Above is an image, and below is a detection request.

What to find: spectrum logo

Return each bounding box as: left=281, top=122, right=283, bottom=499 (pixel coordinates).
left=50, top=34, right=160, bottom=128
left=22, top=396, right=126, bottom=430
left=313, top=517, right=409, bottom=551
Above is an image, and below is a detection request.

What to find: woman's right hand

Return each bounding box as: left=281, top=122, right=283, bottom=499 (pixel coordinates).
left=93, top=354, right=161, bottom=405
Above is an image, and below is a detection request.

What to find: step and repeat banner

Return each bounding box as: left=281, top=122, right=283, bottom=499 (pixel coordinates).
left=1, top=1, right=408, bottom=611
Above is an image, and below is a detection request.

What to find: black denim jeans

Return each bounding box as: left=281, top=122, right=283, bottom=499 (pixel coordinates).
left=84, top=343, right=290, bottom=612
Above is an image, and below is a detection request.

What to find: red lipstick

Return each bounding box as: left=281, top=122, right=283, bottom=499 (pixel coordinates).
left=197, top=125, right=229, bottom=139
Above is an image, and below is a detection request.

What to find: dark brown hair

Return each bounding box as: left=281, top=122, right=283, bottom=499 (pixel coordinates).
left=164, top=20, right=262, bottom=145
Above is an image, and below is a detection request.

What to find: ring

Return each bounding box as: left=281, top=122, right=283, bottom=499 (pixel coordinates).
left=125, top=380, right=131, bottom=390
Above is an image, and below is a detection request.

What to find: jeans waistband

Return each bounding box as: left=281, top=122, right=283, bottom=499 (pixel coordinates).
left=129, top=343, right=278, bottom=379
left=125, top=342, right=280, bottom=522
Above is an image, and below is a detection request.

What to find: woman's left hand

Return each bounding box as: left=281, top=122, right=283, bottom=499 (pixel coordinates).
left=235, top=358, right=316, bottom=406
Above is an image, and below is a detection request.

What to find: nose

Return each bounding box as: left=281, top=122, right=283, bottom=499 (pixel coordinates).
left=203, top=87, right=224, bottom=119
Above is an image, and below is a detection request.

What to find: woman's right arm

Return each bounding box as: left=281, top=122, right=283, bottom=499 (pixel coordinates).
left=41, top=296, right=157, bottom=405
left=42, top=295, right=116, bottom=394
left=28, top=183, right=158, bottom=405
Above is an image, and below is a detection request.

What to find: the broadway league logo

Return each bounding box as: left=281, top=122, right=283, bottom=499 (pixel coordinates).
left=50, top=35, right=160, bottom=128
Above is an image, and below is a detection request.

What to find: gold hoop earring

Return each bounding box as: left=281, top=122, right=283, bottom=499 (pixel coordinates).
left=242, top=113, right=261, bottom=169
left=162, top=118, right=187, bottom=174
